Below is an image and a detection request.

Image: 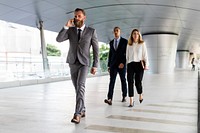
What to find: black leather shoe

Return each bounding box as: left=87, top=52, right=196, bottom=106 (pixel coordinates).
left=104, top=99, right=112, bottom=105
left=122, top=97, right=126, bottom=102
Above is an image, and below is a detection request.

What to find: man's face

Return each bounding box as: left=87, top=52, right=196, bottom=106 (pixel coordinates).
left=113, top=28, right=120, bottom=38
left=74, top=11, right=86, bottom=28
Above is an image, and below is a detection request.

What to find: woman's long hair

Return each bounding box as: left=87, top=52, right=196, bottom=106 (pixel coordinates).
left=128, top=29, right=144, bottom=46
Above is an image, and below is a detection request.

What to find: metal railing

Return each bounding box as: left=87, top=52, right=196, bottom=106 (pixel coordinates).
left=0, top=56, right=108, bottom=81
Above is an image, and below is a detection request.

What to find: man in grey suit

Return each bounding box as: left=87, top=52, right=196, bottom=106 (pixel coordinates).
left=56, top=8, right=99, bottom=124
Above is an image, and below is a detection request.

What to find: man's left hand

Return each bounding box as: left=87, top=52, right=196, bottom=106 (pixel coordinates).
left=118, top=63, right=124, bottom=69
left=90, top=67, right=97, bottom=75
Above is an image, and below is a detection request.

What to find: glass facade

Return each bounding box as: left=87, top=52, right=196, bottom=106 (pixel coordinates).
left=0, top=20, right=109, bottom=83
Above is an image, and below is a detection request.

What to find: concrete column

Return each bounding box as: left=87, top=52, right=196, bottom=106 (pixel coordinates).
left=39, top=21, right=49, bottom=75
left=143, top=33, right=178, bottom=74
left=176, top=50, right=190, bottom=69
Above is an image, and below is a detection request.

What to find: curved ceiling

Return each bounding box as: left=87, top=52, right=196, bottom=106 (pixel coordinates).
left=0, top=0, right=200, bottom=52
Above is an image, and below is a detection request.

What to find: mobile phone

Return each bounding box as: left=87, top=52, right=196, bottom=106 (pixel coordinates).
left=73, top=18, right=77, bottom=26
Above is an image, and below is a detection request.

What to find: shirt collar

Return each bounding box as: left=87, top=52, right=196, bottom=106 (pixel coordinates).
left=115, top=36, right=121, bottom=42
left=77, top=24, right=85, bottom=31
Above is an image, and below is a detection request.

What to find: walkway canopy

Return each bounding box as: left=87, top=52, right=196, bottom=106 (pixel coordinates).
left=0, top=0, right=200, bottom=51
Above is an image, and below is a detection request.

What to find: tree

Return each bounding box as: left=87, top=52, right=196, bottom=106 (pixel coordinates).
left=46, top=44, right=61, bottom=56
left=90, top=44, right=109, bottom=72
left=99, top=45, right=109, bottom=61
left=90, top=44, right=109, bottom=61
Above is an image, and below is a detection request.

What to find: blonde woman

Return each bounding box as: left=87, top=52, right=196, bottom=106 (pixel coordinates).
left=126, top=29, right=149, bottom=107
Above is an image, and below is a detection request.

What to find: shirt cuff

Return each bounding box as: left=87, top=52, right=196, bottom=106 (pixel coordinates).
left=64, top=26, right=69, bottom=29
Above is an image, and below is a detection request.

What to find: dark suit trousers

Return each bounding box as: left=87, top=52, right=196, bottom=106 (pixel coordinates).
left=127, top=62, right=144, bottom=97
left=107, top=66, right=127, bottom=100
left=69, top=61, right=88, bottom=116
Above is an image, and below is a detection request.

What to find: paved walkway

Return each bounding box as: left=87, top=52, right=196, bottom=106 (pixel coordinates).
left=0, top=70, right=198, bottom=133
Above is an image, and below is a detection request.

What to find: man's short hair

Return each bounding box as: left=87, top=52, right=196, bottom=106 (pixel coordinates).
left=114, top=27, right=120, bottom=31
left=75, top=8, right=86, bottom=16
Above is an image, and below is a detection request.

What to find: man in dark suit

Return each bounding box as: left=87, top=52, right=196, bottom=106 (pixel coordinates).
left=104, top=27, right=127, bottom=105
left=56, top=8, right=99, bottom=124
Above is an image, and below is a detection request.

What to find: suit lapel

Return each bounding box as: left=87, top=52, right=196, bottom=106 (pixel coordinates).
left=72, top=27, right=77, bottom=35
left=117, top=39, right=122, bottom=50
left=114, top=38, right=121, bottom=51
left=111, top=40, right=115, bottom=50
left=70, top=27, right=78, bottom=42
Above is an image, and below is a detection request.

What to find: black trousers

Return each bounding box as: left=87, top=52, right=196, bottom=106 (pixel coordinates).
left=127, top=61, right=144, bottom=97
left=107, top=66, right=127, bottom=100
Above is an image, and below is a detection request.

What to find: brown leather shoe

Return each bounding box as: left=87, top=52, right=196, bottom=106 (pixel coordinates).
left=71, top=115, right=80, bottom=124
left=104, top=99, right=112, bottom=105
left=81, top=112, right=85, bottom=118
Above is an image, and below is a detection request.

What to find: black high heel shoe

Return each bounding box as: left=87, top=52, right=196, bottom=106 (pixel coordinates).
left=139, top=99, right=143, bottom=103
left=128, top=101, right=134, bottom=107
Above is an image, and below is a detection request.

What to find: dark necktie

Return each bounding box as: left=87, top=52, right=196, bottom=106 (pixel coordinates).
left=78, top=29, right=81, bottom=41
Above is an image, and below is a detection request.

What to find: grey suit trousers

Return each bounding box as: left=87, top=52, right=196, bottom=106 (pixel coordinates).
left=69, top=62, right=88, bottom=116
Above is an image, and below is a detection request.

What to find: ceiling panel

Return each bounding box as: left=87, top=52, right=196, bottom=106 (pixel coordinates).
left=85, top=0, right=120, bottom=5
left=21, top=1, right=58, bottom=14
left=117, top=0, right=146, bottom=4
left=175, top=0, right=200, bottom=10
left=40, top=7, right=67, bottom=21
left=145, top=0, right=175, bottom=6
left=58, top=1, right=91, bottom=12
left=177, top=8, right=200, bottom=21
left=141, top=18, right=182, bottom=30
left=149, top=6, right=180, bottom=19
left=16, top=14, right=46, bottom=28
left=0, top=4, right=14, bottom=16
left=0, top=9, right=32, bottom=23
left=43, top=0, right=72, bottom=6
left=0, top=0, right=38, bottom=8
left=0, top=0, right=200, bottom=52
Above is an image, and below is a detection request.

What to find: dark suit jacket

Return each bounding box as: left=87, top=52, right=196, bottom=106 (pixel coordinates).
left=56, top=26, right=99, bottom=67
left=108, top=37, right=127, bottom=68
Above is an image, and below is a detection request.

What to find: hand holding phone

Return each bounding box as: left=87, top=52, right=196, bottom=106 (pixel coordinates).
left=65, top=18, right=75, bottom=27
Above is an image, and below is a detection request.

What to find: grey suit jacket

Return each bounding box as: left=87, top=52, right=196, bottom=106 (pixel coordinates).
left=56, top=26, right=99, bottom=67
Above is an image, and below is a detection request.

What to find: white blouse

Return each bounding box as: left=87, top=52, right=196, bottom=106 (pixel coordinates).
left=126, top=42, right=149, bottom=66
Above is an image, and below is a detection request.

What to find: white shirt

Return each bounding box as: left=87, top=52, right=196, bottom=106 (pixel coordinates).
left=64, top=24, right=85, bottom=38
left=126, top=42, right=149, bottom=66
left=76, top=24, right=85, bottom=34
left=64, top=24, right=86, bottom=32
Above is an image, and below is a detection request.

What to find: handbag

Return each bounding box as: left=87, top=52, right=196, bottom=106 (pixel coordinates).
left=141, top=60, right=146, bottom=69
left=141, top=43, right=146, bottom=69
